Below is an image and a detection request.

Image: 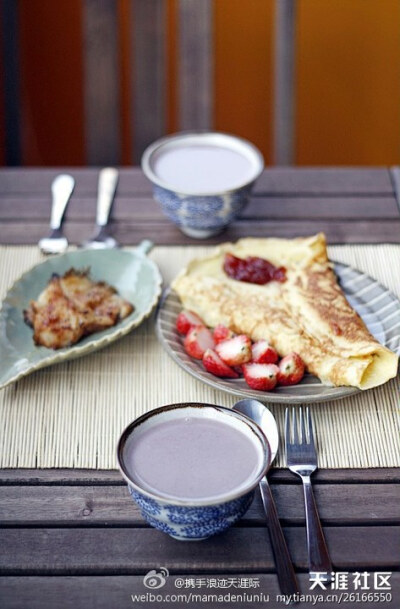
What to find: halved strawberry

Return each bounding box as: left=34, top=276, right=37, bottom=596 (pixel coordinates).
left=203, top=349, right=239, bottom=378
left=243, top=363, right=279, bottom=391
left=176, top=310, right=205, bottom=335
left=215, top=335, right=252, bottom=366
left=277, top=352, right=305, bottom=386
left=213, top=323, right=235, bottom=344
left=251, top=340, right=279, bottom=364
left=183, top=325, right=215, bottom=360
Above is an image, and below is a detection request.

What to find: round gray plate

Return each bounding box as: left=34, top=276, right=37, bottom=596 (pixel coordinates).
left=156, top=262, right=400, bottom=404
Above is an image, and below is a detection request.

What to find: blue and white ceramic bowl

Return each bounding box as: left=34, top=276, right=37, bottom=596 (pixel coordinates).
left=141, top=132, right=264, bottom=239
left=117, top=403, right=271, bottom=541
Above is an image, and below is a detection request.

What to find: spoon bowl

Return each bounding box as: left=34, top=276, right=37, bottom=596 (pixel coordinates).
left=38, top=233, right=68, bottom=256
left=233, top=399, right=279, bottom=461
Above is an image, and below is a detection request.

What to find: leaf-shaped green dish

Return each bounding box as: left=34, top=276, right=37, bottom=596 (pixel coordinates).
left=0, top=241, right=162, bottom=389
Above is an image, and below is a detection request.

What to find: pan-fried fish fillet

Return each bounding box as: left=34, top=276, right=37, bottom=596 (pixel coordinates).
left=172, top=233, right=399, bottom=389
left=24, top=269, right=134, bottom=349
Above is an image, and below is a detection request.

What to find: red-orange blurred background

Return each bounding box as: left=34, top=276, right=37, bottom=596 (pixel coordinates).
left=1, top=0, right=399, bottom=166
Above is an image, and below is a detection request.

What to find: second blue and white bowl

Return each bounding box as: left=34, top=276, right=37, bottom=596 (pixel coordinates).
left=141, top=132, right=264, bottom=239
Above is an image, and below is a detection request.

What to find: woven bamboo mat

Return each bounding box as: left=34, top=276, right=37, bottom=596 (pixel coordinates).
left=0, top=244, right=399, bottom=469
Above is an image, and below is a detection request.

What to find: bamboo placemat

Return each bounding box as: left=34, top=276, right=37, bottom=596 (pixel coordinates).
left=0, top=244, right=399, bottom=469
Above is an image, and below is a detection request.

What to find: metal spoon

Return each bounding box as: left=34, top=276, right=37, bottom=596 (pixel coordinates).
left=82, top=167, right=119, bottom=249
left=234, top=399, right=299, bottom=599
left=38, top=174, right=75, bottom=255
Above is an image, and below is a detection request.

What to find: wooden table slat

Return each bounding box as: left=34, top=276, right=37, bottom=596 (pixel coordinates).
left=0, top=195, right=399, bottom=222
left=255, top=168, right=394, bottom=194
left=0, top=167, right=394, bottom=196
left=1, top=483, right=399, bottom=526
left=1, top=526, right=399, bottom=574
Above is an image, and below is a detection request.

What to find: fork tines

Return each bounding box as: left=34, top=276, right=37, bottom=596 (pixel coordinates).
left=285, top=406, right=313, bottom=444
left=285, top=406, right=318, bottom=468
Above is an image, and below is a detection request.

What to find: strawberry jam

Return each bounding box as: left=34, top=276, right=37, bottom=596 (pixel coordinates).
left=223, top=253, right=286, bottom=284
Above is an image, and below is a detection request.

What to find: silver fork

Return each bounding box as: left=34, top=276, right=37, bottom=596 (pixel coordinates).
left=38, top=174, right=75, bottom=255
left=285, top=407, right=333, bottom=582
left=81, top=167, right=119, bottom=249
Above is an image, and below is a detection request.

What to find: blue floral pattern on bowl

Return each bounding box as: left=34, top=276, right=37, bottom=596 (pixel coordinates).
left=129, top=486, right=254, bottom=540
left=153, top=184, right=253, bottom=239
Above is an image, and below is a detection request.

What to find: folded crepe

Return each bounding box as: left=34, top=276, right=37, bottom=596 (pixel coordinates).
left=172, top=233, right=398, bottom=389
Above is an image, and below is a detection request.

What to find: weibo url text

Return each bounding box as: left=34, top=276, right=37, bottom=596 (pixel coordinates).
left=131, top=592, right=393, bottom=605
left=132, top=592, right=269, bottom=604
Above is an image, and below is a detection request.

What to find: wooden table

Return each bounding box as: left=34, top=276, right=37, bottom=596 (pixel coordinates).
left=1, top=167, right=400, bottom=608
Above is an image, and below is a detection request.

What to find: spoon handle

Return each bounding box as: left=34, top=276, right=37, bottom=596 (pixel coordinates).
left=96, top=167, right=118, bottom=227
left=50, top=174, right=75, bottom=230
left=259, top=478, right=300, bottom=597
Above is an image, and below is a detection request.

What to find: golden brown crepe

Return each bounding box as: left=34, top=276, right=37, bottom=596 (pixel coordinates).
left=172, top=233, right=398, bottom=389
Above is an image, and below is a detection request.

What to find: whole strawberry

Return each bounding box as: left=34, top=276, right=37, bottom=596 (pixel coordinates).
left=243, top=363, right=279, bottom=391
left=277, top=352, right=305, bottom=386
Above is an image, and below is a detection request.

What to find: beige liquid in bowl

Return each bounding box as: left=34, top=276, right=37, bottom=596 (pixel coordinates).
left=152, top=145, right=256, bottom=194
left=123, top=415, right=263, bottom=501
